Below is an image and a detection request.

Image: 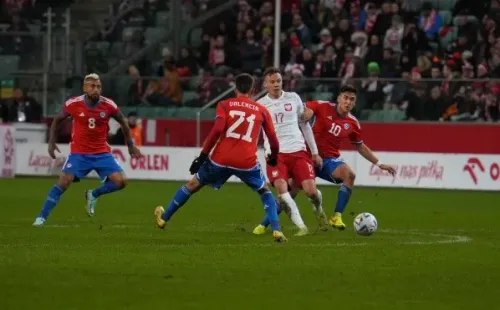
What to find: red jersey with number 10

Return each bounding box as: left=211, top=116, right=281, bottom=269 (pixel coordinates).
left=210, top=96, right=276, bottom=169
left=306, top=100, right=363, bottom=158
left=63, top=95, right=119, bottom=154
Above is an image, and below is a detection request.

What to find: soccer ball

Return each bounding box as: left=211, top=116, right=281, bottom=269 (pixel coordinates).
left=353, top=213, right=378, bottom=236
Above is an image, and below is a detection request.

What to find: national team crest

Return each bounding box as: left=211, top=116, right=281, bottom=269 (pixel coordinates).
left=284, top=103, right=292, bottom=111
left=344, top=123, right=350, bottom=130
left=100, top=112, right=106, bottom=118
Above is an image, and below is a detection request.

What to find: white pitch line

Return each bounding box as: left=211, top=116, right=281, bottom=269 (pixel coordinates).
left=0, top=224, right=472, bottom=246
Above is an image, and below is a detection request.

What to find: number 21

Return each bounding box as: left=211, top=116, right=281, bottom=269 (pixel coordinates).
left=226, top=110, right=256, bottom=142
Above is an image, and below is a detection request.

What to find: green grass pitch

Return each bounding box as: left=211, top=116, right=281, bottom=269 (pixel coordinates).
left=0, top=177, right=499, bottom=310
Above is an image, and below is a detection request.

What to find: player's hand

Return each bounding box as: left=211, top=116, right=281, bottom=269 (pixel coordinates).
left=266, top=153, right=278, bottom=166
left=312, top=154, right=323, bottom=168
left=189, top=153, right=208, bottom=175
left=48, top=142, right=60, bottom=159
left=300, top=108, right=314, bottom=123
left=128, top=145, right=142, bottom=159
left=378, top=164, right=396, bottom=176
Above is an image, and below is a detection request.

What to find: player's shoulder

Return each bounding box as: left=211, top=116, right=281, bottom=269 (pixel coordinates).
left=346, top=113, right=361, bottom=128
left=64, top=95, right=85, bottom=107
left=99, top=96, right=118, bottom=110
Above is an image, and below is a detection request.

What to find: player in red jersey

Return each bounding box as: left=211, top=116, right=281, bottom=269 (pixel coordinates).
left=302, top=85, right=396, bottom=229
left=154, top=74, right=287, bottom=242
left=33, top=73, right=141, bottom=226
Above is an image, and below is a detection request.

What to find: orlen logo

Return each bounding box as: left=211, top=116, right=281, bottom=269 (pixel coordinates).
left=112, top=148, right=168, bottom=171
left=463, top=157, right=500, bottom=184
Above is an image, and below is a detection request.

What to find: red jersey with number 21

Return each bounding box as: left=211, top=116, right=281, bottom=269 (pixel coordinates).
left=306, top=100, right=363, bottom=158
left=210, top=96, right=276, bottom=170
left=63, top=95, right=119, bottom=154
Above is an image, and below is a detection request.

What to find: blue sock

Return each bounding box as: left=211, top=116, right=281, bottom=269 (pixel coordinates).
left=334, top=184, right=352, bottom=214
left=260, top=199, right=282, bottom=227
left=260, top=192, right=280, bottom=231
left=162, top=185, right=192, bottom=221
left=91, top=179, right=122, bottom=198
left=39, top=185, right=65, bottom=219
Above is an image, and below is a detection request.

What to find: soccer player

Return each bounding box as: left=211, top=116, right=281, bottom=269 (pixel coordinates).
left=253, top=67, right=328, bottom=236
left=32, top=73, right=142, bottom=226
left=302, top=85, right=396, bottom=229
left=154, top=73, right=287, bottom=243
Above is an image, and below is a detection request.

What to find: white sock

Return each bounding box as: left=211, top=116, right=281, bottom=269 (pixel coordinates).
left=279, top=192, right=306, bottom=229
left=309, top=189, right=324, bottom=213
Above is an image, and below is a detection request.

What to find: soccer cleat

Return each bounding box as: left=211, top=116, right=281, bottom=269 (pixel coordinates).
left=154, top=206, right=166, bottom=229
left=84, top=190, right=97, bottom=217
left=273, top=230, right=287, bottom=243
left=329, top=214, right=346, bottom=230
left=253, top=224, right=267, bottom=235
left=32, top=217, right=45, bottom=227
left=316, top=210, right=330, bottom=231
left=294, top=227, right=309, bottom=236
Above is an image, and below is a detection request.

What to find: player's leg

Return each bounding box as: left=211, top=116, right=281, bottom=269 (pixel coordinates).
left=295, top=158, right=329, bottom=231
left=33, top=154, right=89, bottom=226
left=254, top=158, right=306, bottom=235
left=326, top=158, right=355, bottom=230
left=234, top=166, right=286, bottom=242
left=86, top=153, right=126, bottom=216
left=154, top=160, right=225, bottom=229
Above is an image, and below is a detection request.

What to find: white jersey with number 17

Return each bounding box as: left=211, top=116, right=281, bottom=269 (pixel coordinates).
left=259, top=91, right=306, bottom=155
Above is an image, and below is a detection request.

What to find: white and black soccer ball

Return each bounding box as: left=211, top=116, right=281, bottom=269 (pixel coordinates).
left=353, top=212, right=378, bottom=236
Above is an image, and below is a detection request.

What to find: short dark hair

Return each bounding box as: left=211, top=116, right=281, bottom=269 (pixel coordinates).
left=263, top=67, right=281, bottom=77
left=339, top=85, right=357, bottom=95
left=235, top=73, right=254, bottom=94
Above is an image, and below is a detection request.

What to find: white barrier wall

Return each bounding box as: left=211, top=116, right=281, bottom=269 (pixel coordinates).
left=14, top=143, right=500, bottom=191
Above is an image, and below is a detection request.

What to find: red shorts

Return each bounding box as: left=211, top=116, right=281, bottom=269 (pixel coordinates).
left=266, top=151, right=315, bottom=185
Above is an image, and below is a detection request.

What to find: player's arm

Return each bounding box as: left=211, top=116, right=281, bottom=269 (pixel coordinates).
left=189, top=102, right=226, bottom=174
left=47, top=110, right=71, bottom=159
left=296, top=98, right=322, bottom=167
left=112, top=110, right=141, bottom=158
left=300, top=100, right=320, bottom=122
left=262, top=108, right=279, bottom=165
left=351, top=125, right=396, bottom=175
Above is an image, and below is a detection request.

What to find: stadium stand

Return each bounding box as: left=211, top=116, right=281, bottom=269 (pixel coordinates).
left=1, top=0, right=499, bottom=123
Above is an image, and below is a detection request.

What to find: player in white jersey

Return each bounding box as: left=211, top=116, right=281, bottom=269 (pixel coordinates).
left=253, top=67, right=328, bottom=236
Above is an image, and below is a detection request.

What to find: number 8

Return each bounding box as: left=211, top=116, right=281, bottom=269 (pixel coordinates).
left=88, top=118, right=96, bottom=129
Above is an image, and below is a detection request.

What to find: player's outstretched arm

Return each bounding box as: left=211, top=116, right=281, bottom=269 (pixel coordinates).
left=112, top=111, right=141, bottom=158
left=356, top=143, right=396, bottom=176
left=299, top=121, right=322, bottom=167
left=48, top=111, right=70, bottom=159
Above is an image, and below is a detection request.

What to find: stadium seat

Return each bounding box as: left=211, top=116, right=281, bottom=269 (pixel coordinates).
left=0, top=55, right=20, bottom=75
left=109, top=42, right=125, bottom=56
left=189, top=28, right=203, bottom=48
left=155, top=11, right=171, bottom=27
left=360, top=109, right=372, bottom=120
left=183, top=91, right=198, bottom=102
left=122, top=27, right=143, bottom=41
left=437, top=0, right=456, bottom=11
left=145, top=27, right=166, bottom=44
left=314, top=92, right=332, bottom=101
left=173, top=107, right=197, bottom=119
left=200, top=108, right=216, bottom=119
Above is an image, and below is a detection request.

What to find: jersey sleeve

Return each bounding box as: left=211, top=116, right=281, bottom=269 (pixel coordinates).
left=262, top=107, right=279, bottom=156
left=349, top=118, right=363, bottom=144
left=215, top=101, right=227, bottom=121
left=305, top=100, right=320, bottom=113
left=294, top=93, right=305, bottom=116
left=62, top=99, right=75, bottom=116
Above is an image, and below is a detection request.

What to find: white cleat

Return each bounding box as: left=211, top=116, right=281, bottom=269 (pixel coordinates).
left=32, top=217, right=45, bottom=227
left=85, top=190, right=97, bottom=217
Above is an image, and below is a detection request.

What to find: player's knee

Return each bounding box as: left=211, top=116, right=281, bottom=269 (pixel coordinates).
left=345, top=170, right=356, bottom=185
left=114, top=178, right=127, bottom=189
left=58, top=173, right=73, bottom=188
left=273, top=179, right=288, bottom=194
left=186, top=177, right=202, bottom=193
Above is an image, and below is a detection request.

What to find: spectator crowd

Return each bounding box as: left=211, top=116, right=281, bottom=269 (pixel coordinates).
left=1, top=0, right=500, bottom=123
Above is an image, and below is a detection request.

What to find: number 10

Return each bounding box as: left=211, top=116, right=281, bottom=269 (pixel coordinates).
left=329, top=123, right=341, bottom=136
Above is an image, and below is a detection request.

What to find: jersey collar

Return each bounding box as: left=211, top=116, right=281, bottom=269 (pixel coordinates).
left=84, top=95, right=101, bottom=108
left=266, top=90, right=285, bottom=101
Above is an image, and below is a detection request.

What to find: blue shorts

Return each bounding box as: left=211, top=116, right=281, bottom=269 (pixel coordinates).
left=195, top=160, right=266, bottom=191
left=315, top=157, right=346, bottom=184
left=62, top=152, right=123, bottom=182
